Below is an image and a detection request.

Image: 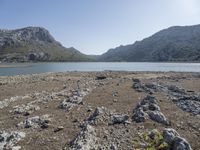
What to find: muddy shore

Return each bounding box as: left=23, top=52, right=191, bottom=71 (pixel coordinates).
left=0, top=71, right=200, bottom=150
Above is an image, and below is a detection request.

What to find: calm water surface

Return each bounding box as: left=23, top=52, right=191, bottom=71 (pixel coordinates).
left=0, top=62, right=200, bottom=76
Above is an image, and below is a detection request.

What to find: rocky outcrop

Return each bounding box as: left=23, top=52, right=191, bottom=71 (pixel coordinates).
left=69, top=125, right=97, bottom=150
left=132, top=95, right=169, bottom=125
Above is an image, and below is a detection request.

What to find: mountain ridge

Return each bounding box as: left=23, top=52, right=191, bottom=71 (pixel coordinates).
left=0, top=26, right=92, bottom=62
left=98, top=24, right=200, bottom=62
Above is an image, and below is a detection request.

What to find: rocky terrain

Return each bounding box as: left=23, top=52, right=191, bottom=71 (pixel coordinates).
left=0, top=71, right=200, bottom=149
left=0, top=27, right=92, bottom=62
left=99, top=24, right=200, bottom=62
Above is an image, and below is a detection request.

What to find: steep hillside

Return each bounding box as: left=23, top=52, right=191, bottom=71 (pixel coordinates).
left=0, top=27, right=92, bottom=62
left=99, top=24, right=200, bottom=62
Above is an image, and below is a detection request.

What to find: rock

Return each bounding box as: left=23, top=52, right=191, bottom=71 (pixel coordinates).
left=54, top=126, right=64, bottom=132
left=59, top=89, right=89, bottom=110
left=163, top=128, right=180, bottom=144
left=173, top=136, right=192, bottom=150
left=110, top=143, right=118, bottom=150
left=0, top=131, right=25, bottom=150
left=87, top=106, right=93, bottom=112
left=18, top=114, right=51, bottom=129
left=12, top=104, right=40, bottom=115
left=86, top=107, right=129, bottom=126
left=110, top=114, right=129, bottom=125
left=132, top=95, right=169, bottom=125
left=112, top=91, right=118, bottom=97
left=132, top=108, right=147, bottom=123
left=162, top=128, right=192, bottom=150
left=148, top=111, right=169, bottom=125
left=86, top=107, right=107, bottom=125
left=113, top=99, right=118, bottom=103
left=0, top=96, right=22, bottom=109
left=95, top=76, right=107, bottom=80
left=148, top=129, right=160, bottom=140
left=132, top=78, right=140, bottom=83
left=167, top=85, right=186, bottom=94
left=133, top=80, right=158, bottom=93
left=69, top=125, right=97, bottom=150
left=12, top=146, right=22, bottom=150
left=140, top=95, right=157, bottom=105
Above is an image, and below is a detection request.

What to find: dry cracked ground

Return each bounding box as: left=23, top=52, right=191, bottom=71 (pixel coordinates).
left=0, top=71, right=200, bottom=150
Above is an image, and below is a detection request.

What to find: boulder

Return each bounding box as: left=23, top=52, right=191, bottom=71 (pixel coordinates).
left=110, top=114, right=129, bottom=125
left=173, top=136, right=192, bottom=150
left=148, top=111, right=169, bottom=125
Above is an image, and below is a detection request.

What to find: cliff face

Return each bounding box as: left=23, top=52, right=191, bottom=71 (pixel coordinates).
left=99, top=25, right=200, bottom=62
left=0, top=27, right=91, bottom=62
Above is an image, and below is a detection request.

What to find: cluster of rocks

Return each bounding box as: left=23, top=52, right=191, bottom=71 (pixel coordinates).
left=0, top=90, right=53, bottom=111
left=133, top=78, right=200, bottom=116
left=143, top=128, right=192, bottom=150
left=0, top=131, right=25, bottom=150
left=17, top=114, right=51, bottom=129
left=68, top=124, right=97, bottom=150
left=85, top=107, right=129, bottom=126
left=164, top=85, right=200, bottom=115
left=0, top=96, right=28, bottom=109
left=59, top=89, right=90, bottom=110
left=69, top=107, right=130, bottom=150
left=132, top=78, right=159, bottom=94
left=132, top=95, right=169, bottom=125
left=11, top=104, right=40, bottom=115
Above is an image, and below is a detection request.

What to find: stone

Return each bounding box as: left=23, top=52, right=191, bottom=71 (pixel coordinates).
left=95, top=76, right=107, bottom=80
left=148, top=129, right=160, bottom=139
left=0, top=131, right=25, bottom=150
left=173, top=136, right=192, bottom=150
left=12, top=146, right=22, bottom=150
left=162, top=128, right=192, bottom=150
left=69, top=125, right=97, bottom=150
left=113, top=99, right=118, bottom=103
left=132, top=78, right=140, bottom=83
left=54, top=126, right=64, bottom=132
left=132, top=108, right=147, bottom=122
left=148, top=111, right=169, bottom=125
left=110, top=114, right=129, bottom=125
left=18, top=114, right=51, bottom=129
left=163, top=128, right=180, bottom=144
left=12, top=104, right=40, bottom=115
left=59, top=89, right=90, bottom=110
left=86, top=107, right=107, bottom=125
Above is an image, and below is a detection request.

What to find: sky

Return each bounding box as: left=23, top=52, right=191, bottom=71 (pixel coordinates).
left=1, top=0, right=200, bottom=55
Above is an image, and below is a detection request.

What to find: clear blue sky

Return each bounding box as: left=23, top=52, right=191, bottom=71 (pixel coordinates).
left=1, top=0, right=200, bottom=55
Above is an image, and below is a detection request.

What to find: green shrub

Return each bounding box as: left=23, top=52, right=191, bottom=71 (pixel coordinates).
left=132, top=129, right=169, bottom=150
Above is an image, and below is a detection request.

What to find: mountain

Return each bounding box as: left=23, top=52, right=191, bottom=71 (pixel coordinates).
left=0, top=27, right=92, bottom=62
left=99, top=24, right=200, bottom=62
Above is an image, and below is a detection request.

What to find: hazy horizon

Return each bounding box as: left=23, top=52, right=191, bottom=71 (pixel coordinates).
left=1, top=0, right=200, bottom=55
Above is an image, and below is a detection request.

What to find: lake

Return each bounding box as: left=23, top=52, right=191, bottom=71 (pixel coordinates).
left=0, top=62, right=200, bottom=76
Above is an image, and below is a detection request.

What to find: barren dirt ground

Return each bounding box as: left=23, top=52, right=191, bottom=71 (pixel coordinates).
left=0, top=71, right=200, bottom=150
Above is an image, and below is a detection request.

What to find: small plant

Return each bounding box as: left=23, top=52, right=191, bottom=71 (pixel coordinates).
left=132, top=129, right=169, bottom=150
